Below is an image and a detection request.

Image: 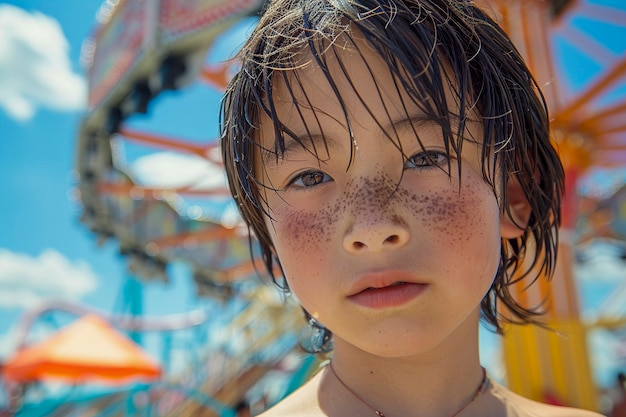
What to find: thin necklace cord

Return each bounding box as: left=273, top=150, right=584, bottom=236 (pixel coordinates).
left=327, top=362, right=489, bottom=417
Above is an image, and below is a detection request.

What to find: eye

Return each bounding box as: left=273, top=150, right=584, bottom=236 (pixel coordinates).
left=405, top=150, right=448, bottom=169
left=288, top=170, right=332, bottom=188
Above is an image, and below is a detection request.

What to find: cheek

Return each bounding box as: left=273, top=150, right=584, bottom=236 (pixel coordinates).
left=267, top=205, right=340, bottom=305
left=399, top=175, right=497, bottom=243
left=270, top=204, right=338, bottom=256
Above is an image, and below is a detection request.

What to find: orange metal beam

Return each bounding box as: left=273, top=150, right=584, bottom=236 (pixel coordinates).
left=551, top=0, right=582, bottom=28
left=582, top=102, right=626, bottom=127
left=589, top=138, right=626, bottom=151
left=219, top=259, right=260, bottom=282
left=579, top=2, right=626, bottom=28
left=592, top=123, right=626, bottom=136
left=97, top=182, right=231, bottom=197
left=497, top=2, right=509, bottom=34
left=554, top=58, right=626, bottom=123
left=150, top=227, right=238, bottom=248
left=201, top=63, right=232, bottom=91
left=118, top=127, right=219, bottom=160
left=528, top=0, right=561, bottom=111
left=556, top=25, right=616, bottom=68
left=520, top=3, right=537, bottom=80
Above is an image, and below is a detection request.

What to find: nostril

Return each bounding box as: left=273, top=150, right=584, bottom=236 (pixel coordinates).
left=353, top=241, right=366, bottom=250
left=384, top=235, right=400, bottom=245
left=344, top=225, right=409, bottom=254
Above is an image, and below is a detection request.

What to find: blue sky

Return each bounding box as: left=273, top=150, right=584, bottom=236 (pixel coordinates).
left=0, top=0, right=256, bottom=356
left=0, top=0, right=625, bottom=395
left=0, top=1, right=124, bottom=330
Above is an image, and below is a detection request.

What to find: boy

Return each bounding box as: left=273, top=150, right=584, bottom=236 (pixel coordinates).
left=220, top=0, right=604, bottom=415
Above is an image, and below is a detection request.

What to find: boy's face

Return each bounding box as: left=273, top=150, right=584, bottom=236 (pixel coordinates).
left=256, top=41, right=506, bottom=357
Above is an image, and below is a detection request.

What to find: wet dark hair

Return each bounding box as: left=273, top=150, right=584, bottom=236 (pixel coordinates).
left=220, top=0, right=565, bottom=345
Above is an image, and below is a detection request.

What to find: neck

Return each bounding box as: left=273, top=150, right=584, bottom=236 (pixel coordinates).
left=320, top=330, right=484, bottom=417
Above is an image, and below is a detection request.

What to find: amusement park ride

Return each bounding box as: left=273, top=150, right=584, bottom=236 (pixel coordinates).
left=1, top=0, right=625, bottom=415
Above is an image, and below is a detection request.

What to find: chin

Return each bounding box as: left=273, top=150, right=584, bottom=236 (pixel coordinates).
left=347, top=331, right=453, bottom=358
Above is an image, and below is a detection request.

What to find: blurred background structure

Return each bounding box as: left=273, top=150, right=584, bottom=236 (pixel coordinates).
left=0, top=0, right=625, bottom=415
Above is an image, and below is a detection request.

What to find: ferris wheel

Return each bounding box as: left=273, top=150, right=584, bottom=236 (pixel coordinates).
left=76, top=0, right=268, bottom=293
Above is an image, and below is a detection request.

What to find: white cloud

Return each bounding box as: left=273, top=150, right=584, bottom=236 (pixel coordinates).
left=129, top=151, right=243, bottom=226
left=0, top=4, right=86, bottom=121
left=0, top=249, right=98, bottom=309
left=130, top=151, right=228, bottom=191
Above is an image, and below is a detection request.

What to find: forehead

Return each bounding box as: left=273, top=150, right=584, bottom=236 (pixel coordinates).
left=257, top=36, right=466, bottom=155
left=266, top=36, right=458, bottom=125
left=271, top=45, right=403, bottom=126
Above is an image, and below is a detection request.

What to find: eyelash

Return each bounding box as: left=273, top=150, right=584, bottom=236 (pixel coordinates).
left=287, top=170, right=332, bottom=189
left=284, top=150, right=448, bottom=189
left=405, top=150, right=449, bottom=169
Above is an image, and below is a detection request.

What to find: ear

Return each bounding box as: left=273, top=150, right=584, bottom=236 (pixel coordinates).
left=500, top=176, right=532, bottom=239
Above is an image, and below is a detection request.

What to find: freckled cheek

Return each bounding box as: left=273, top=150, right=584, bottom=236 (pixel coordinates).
left=400, top=178, right=498, bottom=247
left=269, top=205, right=338, bottom=259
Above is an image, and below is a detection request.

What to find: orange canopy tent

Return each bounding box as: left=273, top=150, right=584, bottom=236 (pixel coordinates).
left=1, top=315, right=161, bottom=385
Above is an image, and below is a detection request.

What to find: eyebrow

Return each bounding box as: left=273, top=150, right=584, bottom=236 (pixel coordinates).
left=260, top=132, right=336, bottom=167
left=388, top=115, right=436, bottom=137
left=260, top=113, right=458, bottom=166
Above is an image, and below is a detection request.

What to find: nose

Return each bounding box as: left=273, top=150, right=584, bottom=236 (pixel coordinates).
left=343, top=216, right=410, bottom=254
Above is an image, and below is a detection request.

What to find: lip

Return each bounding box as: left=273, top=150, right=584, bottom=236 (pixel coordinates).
left=347, top=271, right=428, bottom=309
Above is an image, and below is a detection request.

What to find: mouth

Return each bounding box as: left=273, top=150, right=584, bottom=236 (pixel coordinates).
left=348, top=280, right=427, bottom=309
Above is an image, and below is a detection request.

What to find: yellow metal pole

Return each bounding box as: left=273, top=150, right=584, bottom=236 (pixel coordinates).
left=500, top=145, right=598, bottom=409
left=477, top=0, right=600, bottom=410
